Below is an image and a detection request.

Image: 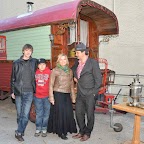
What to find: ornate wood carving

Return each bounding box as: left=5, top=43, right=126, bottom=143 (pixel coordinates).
left=55, top=24, right=69, bottom=35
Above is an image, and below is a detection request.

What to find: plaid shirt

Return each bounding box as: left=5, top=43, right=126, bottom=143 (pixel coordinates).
left=77, top=58, right=88, bottom=79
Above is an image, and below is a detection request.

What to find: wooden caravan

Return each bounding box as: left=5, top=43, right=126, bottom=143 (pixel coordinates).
left=0, top=0, right=119, bottom=99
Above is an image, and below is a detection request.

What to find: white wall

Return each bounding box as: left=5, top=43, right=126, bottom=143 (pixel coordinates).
left=99, top=0, right=144, bottom=74
left=0, top=0, right=73, bottom=19
left=97, top=0, right=144, bottom=101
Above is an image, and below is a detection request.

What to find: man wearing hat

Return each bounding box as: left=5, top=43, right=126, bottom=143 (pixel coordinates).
left=72, top=42, right=102, bottom=141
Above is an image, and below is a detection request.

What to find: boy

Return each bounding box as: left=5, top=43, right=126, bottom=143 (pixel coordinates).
left=11, top=44, right=37, bottom=142
left=34, top=58, right=51, bottom=137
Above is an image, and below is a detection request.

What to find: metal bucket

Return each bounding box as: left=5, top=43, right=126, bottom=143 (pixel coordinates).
left=129, top=84, right=143, bottom=98
left=129, top=75, right=143, bottom=107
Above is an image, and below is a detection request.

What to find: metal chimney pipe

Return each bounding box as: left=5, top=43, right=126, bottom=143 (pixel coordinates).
left=27, top=2, right=34, bottom=13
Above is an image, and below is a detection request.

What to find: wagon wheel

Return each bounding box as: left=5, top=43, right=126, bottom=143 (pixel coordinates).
left=113, top=123, right=123, bottom=132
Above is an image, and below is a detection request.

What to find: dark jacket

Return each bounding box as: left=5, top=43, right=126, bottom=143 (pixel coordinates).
left=73, top=58, right=102, bottom=96
left=11, top=56, right=38, bottom=96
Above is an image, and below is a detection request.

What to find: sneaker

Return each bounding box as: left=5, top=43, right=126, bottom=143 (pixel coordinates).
left=41, top=131, right=47, bottom=137
left=34, top=130, right=41, bottom=137
left=15, top=133, right=24, bottom=142
left=15, top=130, right=24, bottom=136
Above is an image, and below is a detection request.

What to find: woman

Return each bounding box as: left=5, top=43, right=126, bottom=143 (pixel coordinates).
left=48, top=54, right=77, bottom=140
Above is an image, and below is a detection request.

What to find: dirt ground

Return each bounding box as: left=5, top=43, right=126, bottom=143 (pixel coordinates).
left=0, top=97, right=144, bottom=144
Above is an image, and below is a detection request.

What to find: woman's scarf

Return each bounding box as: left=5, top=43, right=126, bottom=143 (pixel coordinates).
left=57, top=63, right=70, bottom=74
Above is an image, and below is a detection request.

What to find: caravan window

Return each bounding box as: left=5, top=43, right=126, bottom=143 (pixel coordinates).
left=0, top=36, right=7, bottom=60
left=68, top=20, right=88, bottom=45
left=68, top=22, right=76, bottom=45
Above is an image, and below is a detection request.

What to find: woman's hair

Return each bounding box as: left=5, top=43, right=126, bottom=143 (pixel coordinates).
left=56, top=53, right=69, bottom=66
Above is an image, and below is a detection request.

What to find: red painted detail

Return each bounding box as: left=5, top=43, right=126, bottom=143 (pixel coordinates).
left=0, top=63, right=12, bottom=91
left=104, top=94, right=115, bottom=104
left=95, top=58, right=115, bottom=113
left=97, top=58, right=108, bottom=95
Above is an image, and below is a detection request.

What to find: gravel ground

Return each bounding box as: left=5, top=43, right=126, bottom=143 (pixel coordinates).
left=0, top=97, right=144, bottom=144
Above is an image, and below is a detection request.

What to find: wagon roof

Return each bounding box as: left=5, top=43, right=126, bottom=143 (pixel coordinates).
left=0, top=0, right=119, bottom=35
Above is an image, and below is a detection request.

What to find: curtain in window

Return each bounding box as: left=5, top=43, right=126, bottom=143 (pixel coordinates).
left=80, top=20, right=88, bottom=45
left=69, top=24, right=76, bottom=44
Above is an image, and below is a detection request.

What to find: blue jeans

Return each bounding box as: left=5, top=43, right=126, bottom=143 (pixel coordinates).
left=34, top=96, right=50, bottom=131
left=15, top=92, right=33, bottom=134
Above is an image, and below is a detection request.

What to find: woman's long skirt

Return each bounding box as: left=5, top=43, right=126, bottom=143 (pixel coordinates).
left=47, top=91, right=77, bottom=136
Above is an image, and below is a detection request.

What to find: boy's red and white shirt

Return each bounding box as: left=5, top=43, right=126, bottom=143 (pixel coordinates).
left=35, top=67, right=51, bottom=98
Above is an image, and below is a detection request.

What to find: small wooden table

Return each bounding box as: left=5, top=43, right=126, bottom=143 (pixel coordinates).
left=113, top=103, right=144, bottom=144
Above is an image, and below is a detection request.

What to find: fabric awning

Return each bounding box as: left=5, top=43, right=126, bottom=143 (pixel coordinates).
left=0, top=0, right=119, bottom=35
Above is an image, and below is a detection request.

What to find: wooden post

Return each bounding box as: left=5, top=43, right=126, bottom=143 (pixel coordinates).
left=132, top=115, right=141, bottom=144
left=112, top=104, right=144, bottom=144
